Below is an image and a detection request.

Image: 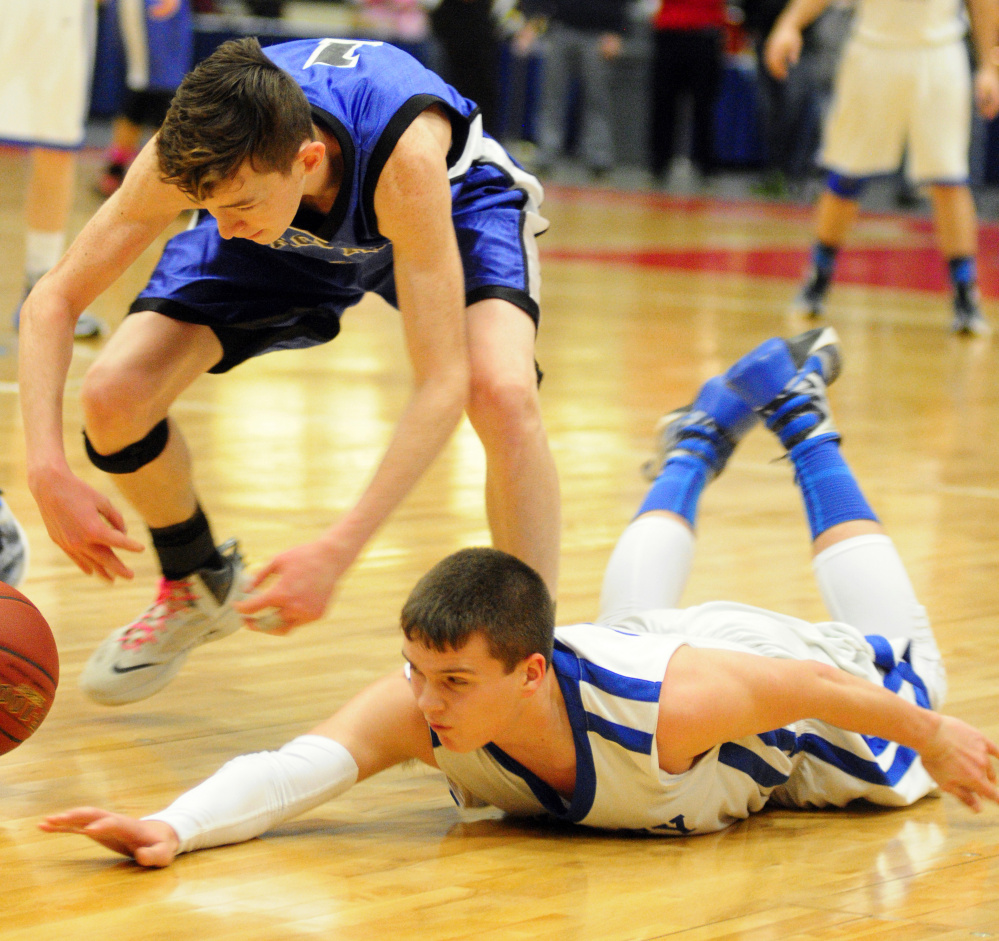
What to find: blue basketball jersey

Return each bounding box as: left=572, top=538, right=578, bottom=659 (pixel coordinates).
left=262, top=39, right=477, bottom=267
left=137, top=37, right=547, bottom=369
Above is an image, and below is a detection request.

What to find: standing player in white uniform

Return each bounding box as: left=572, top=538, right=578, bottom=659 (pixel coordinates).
left=40, top=327, right=999, bottom=862
left=766, top=0, right=999, bottom=335
left=0, top=0, right=104, bottom=339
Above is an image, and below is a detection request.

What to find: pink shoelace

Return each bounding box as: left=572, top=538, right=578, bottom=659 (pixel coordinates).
left=120, top=578, right=199, bottom=651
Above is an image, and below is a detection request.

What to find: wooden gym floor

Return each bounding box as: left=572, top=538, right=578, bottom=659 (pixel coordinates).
left=1, top=147, right=998, bottom=940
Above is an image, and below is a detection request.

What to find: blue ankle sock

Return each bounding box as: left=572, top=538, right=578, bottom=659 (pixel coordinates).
left=789, top=435, right=878, bottom=539
left=813, top=242, right=839, bottom=277
left=765, top=381, right=825, bottom=450
left=948, top=256, right=976, bottom=288
left=637, top=454, right=709, bottom=527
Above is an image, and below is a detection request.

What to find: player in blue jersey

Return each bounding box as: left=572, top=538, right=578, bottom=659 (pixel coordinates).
left=40, top=328, right=999, bottom=863
left=18, top=37, right=560, bottom=705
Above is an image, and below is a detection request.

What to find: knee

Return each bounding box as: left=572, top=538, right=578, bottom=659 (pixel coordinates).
left=825, top=171, right=867, bottom=199
left=80, top=363, right=157, bottom=448
left=467, top=368, right=544, bottom=450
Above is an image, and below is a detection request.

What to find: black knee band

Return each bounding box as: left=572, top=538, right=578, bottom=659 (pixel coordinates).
left=84, top=418, right=170, bottom=474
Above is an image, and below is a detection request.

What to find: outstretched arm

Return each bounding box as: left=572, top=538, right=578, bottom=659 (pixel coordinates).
left=657, top=647, right=999, bottom=810
left=235, top=106, right=469, bottom=631
left=19, top=137, right=191, bottom=581
left=40, top=671, right=436, bottom=866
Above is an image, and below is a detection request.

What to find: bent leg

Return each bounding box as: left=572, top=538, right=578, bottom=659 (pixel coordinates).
left=813, top=529, right=945, bottom=707
left=724, top=334, right=945, bottom=704
left=80, top=311, right=223, bottom=529
left=465, top=298, right=560, bottom=596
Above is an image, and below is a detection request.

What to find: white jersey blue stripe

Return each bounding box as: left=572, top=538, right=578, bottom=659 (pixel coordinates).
left=432, top=603, right=939, bottom=834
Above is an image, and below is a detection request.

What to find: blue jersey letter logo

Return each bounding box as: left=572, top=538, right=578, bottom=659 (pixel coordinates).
left=304, top=38, right=383, bottom=69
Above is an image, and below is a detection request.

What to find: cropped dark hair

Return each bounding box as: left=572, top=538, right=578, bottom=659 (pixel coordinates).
left=401, top=548, right=556, bottom=671
left=157, top=37, right=315, bottom=200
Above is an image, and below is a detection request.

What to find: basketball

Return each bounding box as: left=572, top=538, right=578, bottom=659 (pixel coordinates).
left=0, top=583, right=58, bottom=756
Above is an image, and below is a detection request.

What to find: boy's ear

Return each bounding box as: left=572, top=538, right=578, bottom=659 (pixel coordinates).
left=298, top=138, right=326, bottom=172
left=521, top=652, right=547, bottom=693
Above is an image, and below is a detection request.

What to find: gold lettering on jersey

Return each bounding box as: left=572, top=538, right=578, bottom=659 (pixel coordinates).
left=341, top=246, right=386, bottom=256
left=270, top=232, right=329, bottom=250
left=0, top=683, right=47, bottom=733
left=270, top=230, right=390, bottom=260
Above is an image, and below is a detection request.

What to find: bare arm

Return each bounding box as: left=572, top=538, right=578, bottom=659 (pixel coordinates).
left=236, top=108, right=470, bottom=630
left=657, top=646, right=999, bottom=810
left=18, top=137, right=192, bottom=579
left=40, top=670, right=435, bottom=866
left=966, top=0, right=999, bottom=119
left=764, top=0, right=836, bottom=79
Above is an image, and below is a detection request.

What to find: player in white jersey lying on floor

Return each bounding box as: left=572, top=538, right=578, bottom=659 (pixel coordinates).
left=40, top=327, right=999, bottom=863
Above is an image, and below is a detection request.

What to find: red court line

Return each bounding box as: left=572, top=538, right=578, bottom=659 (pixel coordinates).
left=542, top=185, right=999, bottom=294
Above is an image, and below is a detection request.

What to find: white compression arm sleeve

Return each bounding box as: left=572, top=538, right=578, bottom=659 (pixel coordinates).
left=143, top=735, right=359, bottom=854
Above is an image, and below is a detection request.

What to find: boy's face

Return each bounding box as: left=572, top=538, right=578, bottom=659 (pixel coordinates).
left=402, top=633, right=544, bottom=753
left=199, top=158, right=307, bottom=245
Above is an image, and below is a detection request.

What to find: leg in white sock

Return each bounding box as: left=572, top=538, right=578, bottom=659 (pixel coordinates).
left=813, top=532, right=946, bottom=706
left=598, top=512, right=695, bottom=624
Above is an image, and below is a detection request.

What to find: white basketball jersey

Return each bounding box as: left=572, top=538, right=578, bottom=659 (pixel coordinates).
left=852, top=0, right=965, bottom=47
left=433, top=603, right=939, bottom=835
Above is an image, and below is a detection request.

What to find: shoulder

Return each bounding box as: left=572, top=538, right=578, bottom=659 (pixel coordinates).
left=110, top=137, right=193, bottom=222
left=372, top=107, right=454, bottom=236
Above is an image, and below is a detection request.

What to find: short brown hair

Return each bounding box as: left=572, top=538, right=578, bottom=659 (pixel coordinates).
left=157, top=37, right=315, bottom=200
left=401, top=548, right=556, bottom=671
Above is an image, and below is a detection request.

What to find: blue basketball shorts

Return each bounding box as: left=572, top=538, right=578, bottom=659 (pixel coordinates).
left=132, top=162, right=547, bottom=373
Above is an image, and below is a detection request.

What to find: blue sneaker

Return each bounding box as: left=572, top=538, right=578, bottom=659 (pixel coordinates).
left=643, top=376, right=758, bottom=481
left=724, top=327, right=842, bottom=451
left=0, top=497, right=29, bottom=588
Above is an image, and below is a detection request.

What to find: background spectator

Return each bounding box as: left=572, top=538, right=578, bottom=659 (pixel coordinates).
left=515, top=0, right=630, bottom=179
left=647, top=0, right=727, bottom=187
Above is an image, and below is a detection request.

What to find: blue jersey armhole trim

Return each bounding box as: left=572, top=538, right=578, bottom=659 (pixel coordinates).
left=308, top=107, right=356, bottom=240
left=361, top=94, right=471, bottom=235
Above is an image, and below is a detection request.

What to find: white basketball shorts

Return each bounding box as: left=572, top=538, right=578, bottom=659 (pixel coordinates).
left=0, top=0, right=96, bottom=148
left=820, top=38, right=971, bottom=184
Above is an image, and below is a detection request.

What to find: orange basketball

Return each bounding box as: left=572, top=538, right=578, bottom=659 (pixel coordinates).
left=0, top=583, right=58, bottom=756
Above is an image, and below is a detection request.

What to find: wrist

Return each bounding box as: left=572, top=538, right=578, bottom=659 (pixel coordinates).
left=26, top=457, right=71, bottom=496
left=909, top=708, right=944, bottom=755
left=317, top=525, right=366, bottom=574
left=138, top=817, right=183, bottom=856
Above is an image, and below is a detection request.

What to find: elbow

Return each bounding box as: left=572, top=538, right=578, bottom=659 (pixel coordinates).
left=18, top=274, right=77, bottom=335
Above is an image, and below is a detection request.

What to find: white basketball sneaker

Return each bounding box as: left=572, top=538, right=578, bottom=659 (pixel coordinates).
left=80, top=540, right=247, bottom=705
left=0, top=497, right=29, bottom=588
